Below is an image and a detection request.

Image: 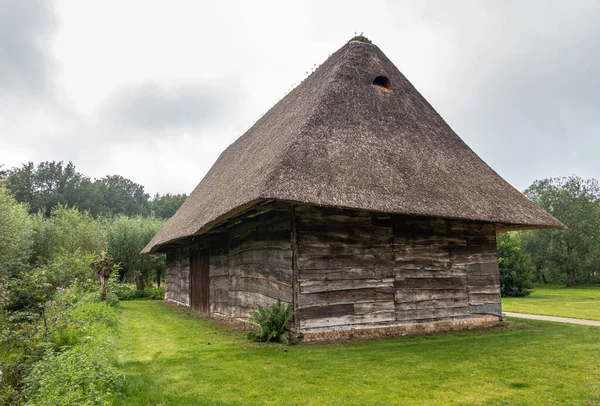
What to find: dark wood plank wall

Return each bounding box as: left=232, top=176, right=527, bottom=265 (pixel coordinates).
left=163, top=203, right=501, bottom=329
left=208, top=235, right=229, bottom=316
left=164, top=244, right=191, bottom=307
left=226, top=210, right=293, bottom=319
left=295, top=206, right=396, bottom=330
left=295, top=205, right=501, bottom=331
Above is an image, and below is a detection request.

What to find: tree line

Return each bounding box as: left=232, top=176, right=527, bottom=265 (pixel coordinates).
left=499, top=175, right=600, bottom=295
left=0, top=161, right=187, bottom=218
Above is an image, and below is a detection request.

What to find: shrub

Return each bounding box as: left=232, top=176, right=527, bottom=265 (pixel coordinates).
left=498, top=233, right=535, bottom=297
left=43, top=249, right=98, bottom=289
left=144, top=285, right=165, bottom=300
left=25, top=339, right=123, bottom=406
left=25, top=298, right=122, bottom=405
left=0, top=186, right=33, bottom=280
left=108, top=274, right=144, bottom=300
left=249, top=301, right=293, bottom=344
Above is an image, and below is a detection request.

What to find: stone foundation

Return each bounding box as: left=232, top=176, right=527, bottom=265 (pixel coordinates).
left=298, top=315, right=504, bottom=343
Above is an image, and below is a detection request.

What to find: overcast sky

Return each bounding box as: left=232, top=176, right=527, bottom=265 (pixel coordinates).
left=1, top=1, right=599, bottom=195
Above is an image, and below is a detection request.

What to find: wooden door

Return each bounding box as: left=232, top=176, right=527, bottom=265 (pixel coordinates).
left=190, top=249, right=210, bottom=313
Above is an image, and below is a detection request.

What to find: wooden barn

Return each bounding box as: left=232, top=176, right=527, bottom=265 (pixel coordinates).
left=142, top=38, right=563, bottom=340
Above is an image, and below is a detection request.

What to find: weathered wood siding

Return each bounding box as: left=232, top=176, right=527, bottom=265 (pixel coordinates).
left=165, top=244, right=190, bottom=307
left=209, top=236, right=229, bottom=316
left=226, top=210, right=293, bottom=320
left=294, top=206, right=501, bottom=332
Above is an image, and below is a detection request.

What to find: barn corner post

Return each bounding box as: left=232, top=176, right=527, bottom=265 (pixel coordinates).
left=290, top=204, right=300, bottom=331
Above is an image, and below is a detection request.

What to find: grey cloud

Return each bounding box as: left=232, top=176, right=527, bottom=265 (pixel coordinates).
left=0, top=0, right=56, bottom=99
left=449, top=4, right=600, bottom=190
left=99, top=82, right=236, bottom=135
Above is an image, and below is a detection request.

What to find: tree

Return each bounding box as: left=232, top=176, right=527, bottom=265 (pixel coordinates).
left=497, top=233, right=534, bottom=297
left=4, top=161, right=89, bottom=217
left=151, top=193, right=187, bottom=218
left=96, top=175, right=151, bottom=217
left=522, top=176, right=600, bottom=286
left=105, top=215, right=166, bottom=288
left=0, top=187, right=33, bottom=280
left=3, top=161, right=153, bottom=217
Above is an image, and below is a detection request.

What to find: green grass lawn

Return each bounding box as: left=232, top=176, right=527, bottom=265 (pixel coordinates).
left=116, top=301, right=600, bottom=405
left=502, top=285, right=600, bottom=321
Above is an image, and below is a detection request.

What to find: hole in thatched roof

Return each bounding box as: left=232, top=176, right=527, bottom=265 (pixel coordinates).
left=373, top=76, right=391, bottom=90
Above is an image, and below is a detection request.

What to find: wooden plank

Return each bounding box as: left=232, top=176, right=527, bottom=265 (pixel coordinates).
left=300, top=278, right=394, bottom=294
left=395, top=298, right=470, bottom=311
left=300, top=303, right=354, bottom=319
left=298, top=287, right=395, bottom=307
left=299, top=310, right=396, bottom=329
left=291, top=204, right=300, bottom=330
left=395, top=306, right=470, bottom=322
left=395, top=288, right=469, bottom=302
left=468, top=293, right=501, bottom=304
left=210, top=275, right=229, bottom=290
left=229, top=230, right=291, bottom=255
left=299, top=268, right=394, bottom=281
left=229, top=275, right=292, bottom=302
left=229, top=264, right=292, bottom=284
left=228, top=247, right=292, bottom=269
left=297, top=253, right=394, bottom=270
left=395, top=276, right=467, bottom=290
left=228, top=291, right=290, bottom=310
left=466, top=273, right=500, bottom=285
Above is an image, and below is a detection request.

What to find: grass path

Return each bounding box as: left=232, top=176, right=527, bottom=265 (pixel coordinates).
left=502, top=285, right=600, bottom=321
left=116, top=301, right=600, bottom=405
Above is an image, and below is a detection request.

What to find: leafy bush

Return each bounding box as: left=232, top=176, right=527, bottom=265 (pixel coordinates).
left=249, top=301, right=293, bottom=343
left=43, top=249, right=98, bottom=289
left=144, top=285, right=165, bottom=300
left=25, top=338, right=123, bottom=406
left=1, top=285, right=123, bottom=404
left=24, top=294, right=122, bottom=405
left=108, top=274, right=164, bottom=301
left=0, top=186, right=33, bottom=280
left=498, top=233, right=535, bottom=297
left=105, top=215, right=166, bottom=284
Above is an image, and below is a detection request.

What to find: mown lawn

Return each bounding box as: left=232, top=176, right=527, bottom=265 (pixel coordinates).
left=116, top=301, right=600, bottom=405
left=502, top=285, right=600, bottom=321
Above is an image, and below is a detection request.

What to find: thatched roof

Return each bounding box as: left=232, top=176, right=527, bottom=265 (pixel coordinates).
left=142, top=39, right=563, bottom=254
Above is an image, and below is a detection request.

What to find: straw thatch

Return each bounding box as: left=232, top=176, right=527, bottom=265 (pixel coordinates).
left=142, top=39, right=563, bottom=254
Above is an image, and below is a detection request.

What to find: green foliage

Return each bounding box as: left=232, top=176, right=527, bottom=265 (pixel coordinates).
left=108, top=274, right=164, bottom=301
left=0, top=186, right=33, bottom=280
left=350, top=34, right=371, bottom=43
left=249, top=301, right=293, bottom=343
left=2, top=161, right=152, bottom=217
left=4, top=268, right=52, bottom=313
left=96, top=174, right=151, bottom=217
left=1, top=286, right=122, bottom=404
left=151, top=192, right=187, bottom=218
left=497, top=233, right=534, bottom=297
left=105, top=215, right=166, bottom=286
left=522, top=176, right=600, bottom=286
left=144, top=285, right=165, bottom=300
left=43, top=249, right=98, bottom=289
left=24, top=298, right=122, bottom=406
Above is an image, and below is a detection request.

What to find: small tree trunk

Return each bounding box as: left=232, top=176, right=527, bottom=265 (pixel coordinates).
left=91, top=256, right=115, bottom=301
left=566, top=269, right=575, bottom=287
left=134, top=271, right=145, bottom=292
left=156, top=268, right=161, bottom=287
left=100, top=274, right=109, bottom=300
